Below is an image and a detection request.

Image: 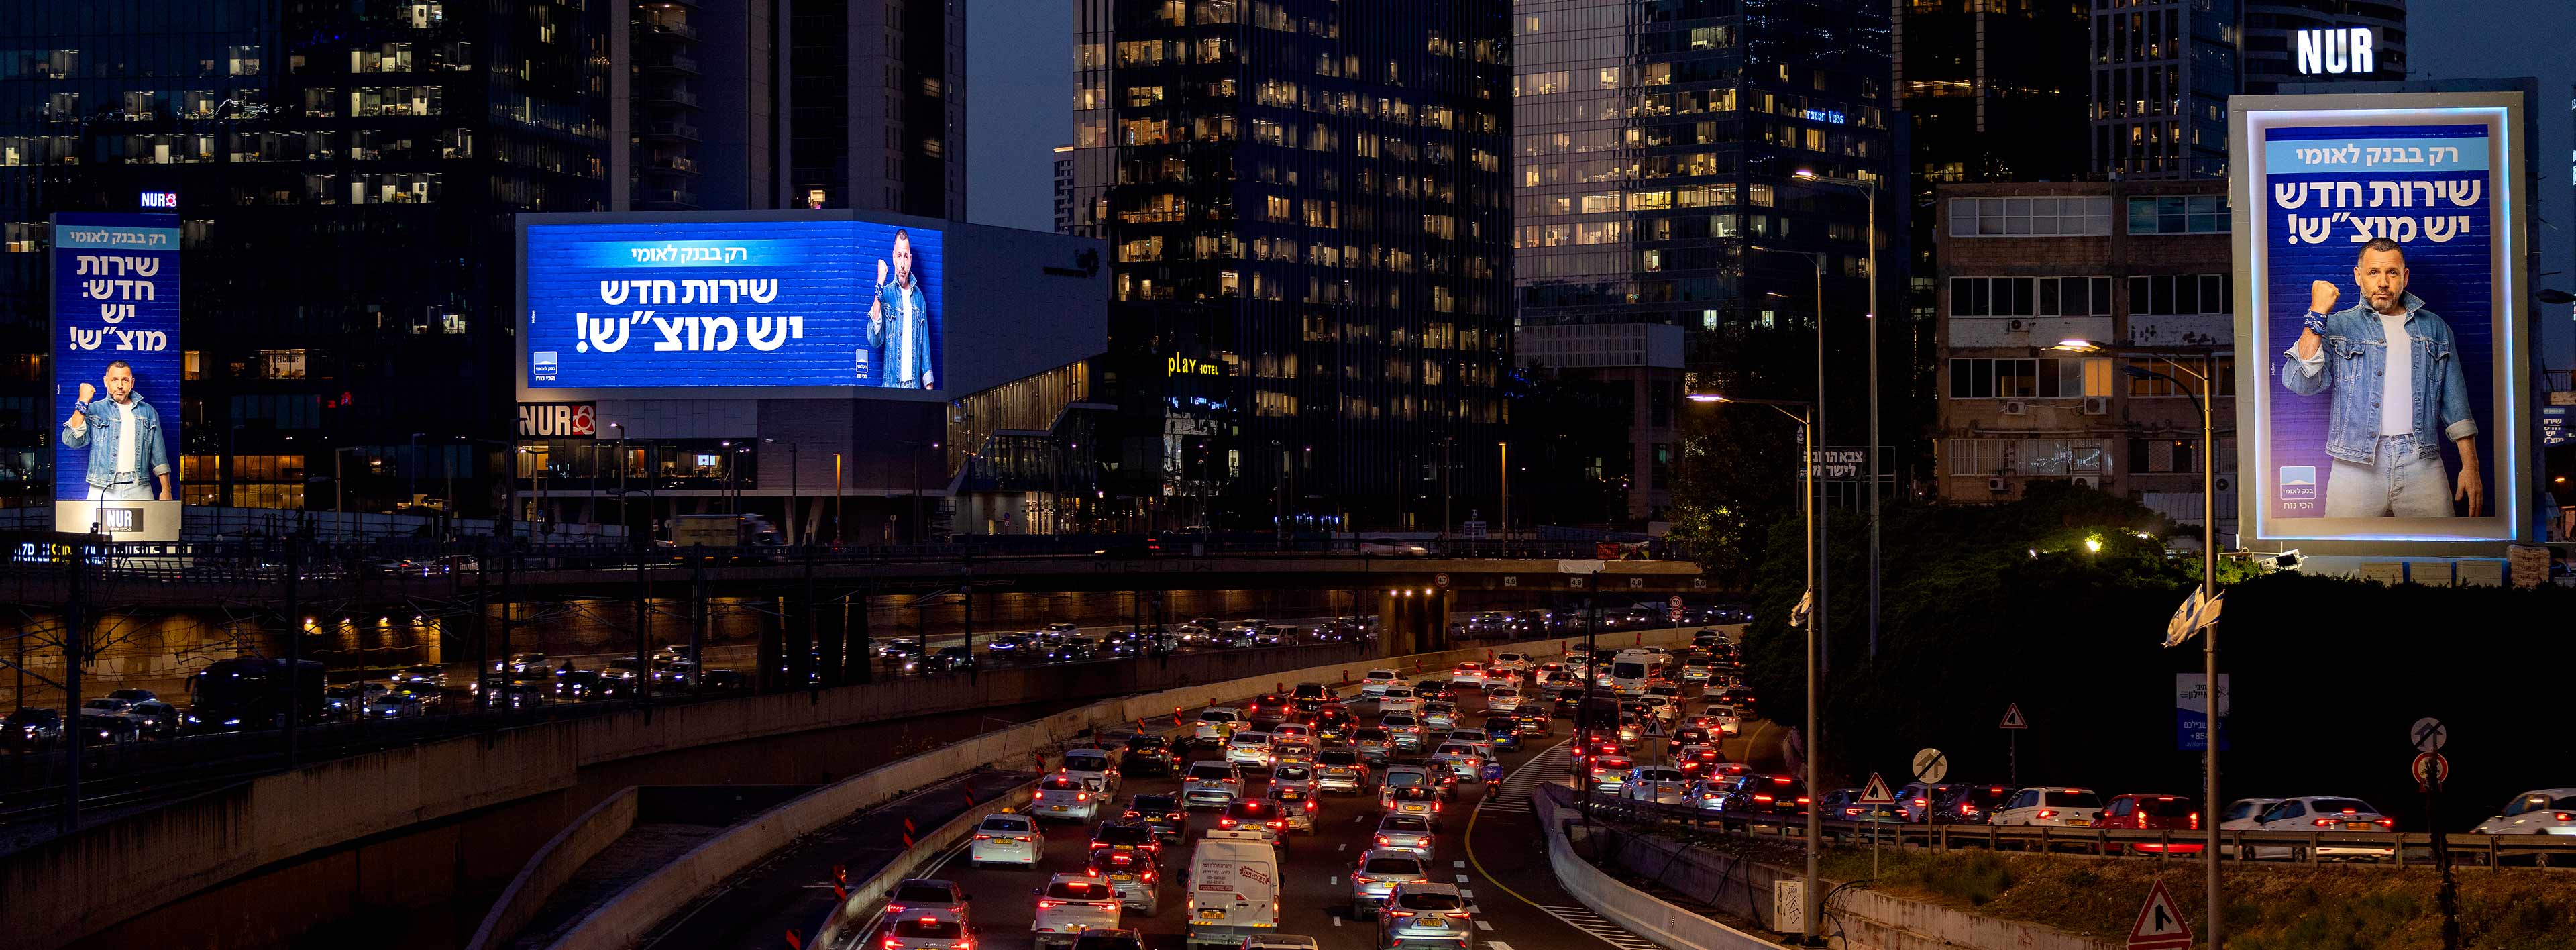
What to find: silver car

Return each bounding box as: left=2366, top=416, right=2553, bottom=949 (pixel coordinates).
left=1181, top=760, right=1242, bottom=810
left=1373, top=813, right=1435, bottom=857
left=1377, top=881, right=1472, bottom=949
left=1350, top=847, right=1430, bottom=918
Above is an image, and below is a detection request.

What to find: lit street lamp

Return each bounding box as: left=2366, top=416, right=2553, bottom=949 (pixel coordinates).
left=1686, top=388, right=1821, bottom=945
left=2052, top=337, right=2222, bottom=941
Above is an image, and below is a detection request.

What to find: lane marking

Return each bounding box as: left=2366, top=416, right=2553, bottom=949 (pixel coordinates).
left=1454, top=860, right=1467, bottom=868
left=1474, top=920, right=1494, bottom=931
left=1456, top=874, right=1471, bottom=883
left=1330, top=876, right=1339, bottom=885
left=1332, top=916, right=1343, bottom=928
left=1338, top=843, right=1348, bottom=851
left=1460, top=888, right=1474, bottom=898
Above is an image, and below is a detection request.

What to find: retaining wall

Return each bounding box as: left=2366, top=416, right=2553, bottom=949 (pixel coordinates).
left=1533, top=782, right=1778, bottom=950
left=466, top=788, right=643, bottom=950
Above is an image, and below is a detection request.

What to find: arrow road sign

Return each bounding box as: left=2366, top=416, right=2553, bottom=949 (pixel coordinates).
left=2413, top=751, right=2450, bottom=789
left=2000, top=703, right=2029, bottom=729
left=2411, top=717, right=2448, bottom=753
left=1858, top=772, right=1895, bottom=805
left=2127, top=879, right=2194, bottom=949
left=1911, top=747, right=1949, bottom=784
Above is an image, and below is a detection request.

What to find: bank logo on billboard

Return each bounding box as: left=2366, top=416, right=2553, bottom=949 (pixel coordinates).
left=2235, top=92, right=2530, bottom=544
left=522, top=219, right=943, bottom=390
left=51, top=213, right=182, bottom=541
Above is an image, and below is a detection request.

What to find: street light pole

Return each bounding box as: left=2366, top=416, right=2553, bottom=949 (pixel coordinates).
left=1752, top=244, right=1829, bottom=679
left=1686, top=390, right=1817, bottom=943
left=1793, top=169, right=1882, bottom=661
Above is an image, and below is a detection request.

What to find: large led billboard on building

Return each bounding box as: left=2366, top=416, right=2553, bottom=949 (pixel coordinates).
left=2233, top=92, right=2532, bottom=547
left=522, top=219, right=944, bottom=390
left=52, top=213, right=182, bottom=541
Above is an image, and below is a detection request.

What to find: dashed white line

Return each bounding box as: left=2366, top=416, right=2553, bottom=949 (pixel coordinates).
left=1456, top=874, right=1471, bottom=882
left=1338, top=843, right=1348, bottom=851
left=1332, top=916, right=1344, bottom=927
left=1474, top=920, right=1494, bottom=931
left=1330, top=876, right=1339, bottom=885
left=1453, top=860, right=1467, bottom=868
left=1460, top=888, right=1474, bottom=898
left=1488, top=942, right=1513, bottom=950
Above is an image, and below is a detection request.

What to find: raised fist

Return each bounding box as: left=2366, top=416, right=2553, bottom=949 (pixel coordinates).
left=877, top=258, right=889, bottom=287
left=2309, top=280, right=2340, bottom=315
left=78, top=382, right=95, bottom=405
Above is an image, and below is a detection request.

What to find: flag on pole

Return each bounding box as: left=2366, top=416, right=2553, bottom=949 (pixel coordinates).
left=1788, top=590, right=1814, bottom=629
left=2164, top=587, right=2223, bottom=648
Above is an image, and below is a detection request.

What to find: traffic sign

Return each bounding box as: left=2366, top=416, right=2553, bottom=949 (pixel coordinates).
left=1644, top=719, right=1668, bottom=738
left=1434, top=572, right=1450, bottom=589
left=2126, top=879, right=2194, bottom=949
left=1668, top=596, right=1683, bottom=608
left=1911, top=747, right=1949, bottom=784
left=1999, top=703, right=2029, bottom=729
left=2413, top=751, right=2449, bottom=789
left=1858, top=773, right=1895, bottom=805
left=2410, top=717, right=2448, bottom=752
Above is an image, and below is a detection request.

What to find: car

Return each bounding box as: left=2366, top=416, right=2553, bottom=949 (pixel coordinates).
left=1384, top=785, right=1444, bottom=820
left=1815, top=788, right=1907, bottom=825
left=1373, top=813, right=1436, bottom=856
left=1930, top=784, right=2019, bottom=825
left=1377, top=687, right=1420, bottom=715
left=1994, top=787, right=2106, bottom=828
left=1716, top=774, right=1808, bottom=817
left=882, top=912, right=973, bottom=950
left=1315, top=749, right=1371, bottom=794
left=1709, top=706, right=1745, bottom=737
left=1224, top=731, right=1276, bottom=768
left=1351, top=727, right=1395, bottom=763
left=1429, top=744, right=1485, bottom=782
left=1069, top=929, right=1146, bottom=950
left=1443, top=729, right=1493, bottom=757
left=1269, top=763, right=1320, bottom=793
left=122, top=700, right=182, bottom=737
left=1085, top=845, right=1164, bottom=914
left=1265, top=783, right=1319, bottom=834
left=970, top=812, right=1044, bottom=867
left=2092, top=794, right=2205, bottom=853
left=1895, top=782, right=1966, bottom=823
left=1120, top=793, right=1186, bottom=843
left=74, top=713, right=142, bottom=747
left=1678, top=659, right=1714, bottom=684
left=1193, top=707, right=1244, bottom=743
left=1361, top=669, right=1405, bottom=697
left=1674, top=744, right=1725, bottom=778
left=1091, top=820, right=1165, bottom=857
left=103, top=688, right=158, bottom=705
left=1182, top=760, right=1245, bottom=810
left=1032, top=874, right=1123, bottom=949
left=884, top=878, right=971, bottom=925
left=1623, top=766, right=1692, bottom=804
left=1511, top=710, right=1552, bottom=737
left=1491, top=652, right=1532, bottom=676
left=1446, top=662, right=1489, bottom=689
left=1381, top=763, right=1452, bottom=801
left=502, top=651, right=549, bottom=674
left=7, top=707, right=64, bottom=747
left=1187, top=831, right=1281, bottom=945
left=2241, top=796, right=2396, bottom=860
left=2470, top=788, right=2576, bottom=841
left=1063, top=748, right=1122, bottom=796
left=1350, top=847, right=1431, bottom=919
left=1358, top=538, right=1432, bottom=556
left=1120, top=734, right=1176, bottom=777
left=1483, top=687, right=1522, bottom=714
left=1664, top=725, right=1716, bottom=755
left=1377, top=881, right=1472, bottom=949
left=1272, top=741, right=1317, bottom=768
left=79, top=697, right=132, bottom=717
left=1217, top=798, right=1291, bottom=849
left=1036, top=773, right=1105, bottom=821
left=1411, top=679, right=1454, bottom=702
left=1270, top=721, right=1315, bottom=743
left=392, top=664, right=446, bottom=690
left=1379, top=714, right=1427, bottom=752
left=1583, top=755, right=1635, bottom=794
left=1048, top=637, right=1099, bottom=663
left=1418, top=702, right=1459, bottom=733
left=367, top=692, right=427, bottom=719
left=1476, top=719, right=1521, bottom=753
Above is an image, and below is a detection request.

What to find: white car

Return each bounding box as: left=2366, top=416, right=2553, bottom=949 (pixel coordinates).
left=1377, top=687, right=1420, bottom=715
left=1992, top=787, right=2105, bottom=827
left=1622, top=766, right=1691, bottom=804
left=1373, top=813, right=1436, bottom=856
left=1709, top=706, right=1744, bottom=737
left=1224, top=731, right=1276, bottom=768
left=1034, top=772, right=1104, bottom=821
left=1193, top=707, right=1243, bottom=742
left=1447, top=662, right=1489, bottom=688
left=1444, top=729, right=1494, bottom=757
left=1379, top=713, right=1426, bottom=751
left=1181, top=760, right=1244, bottom=810
left=1031, top=874, right=1123, bottom=949
left=969, top=812, right=1045, bottom=866
left=883, top=912, right=972, bottom=950
left=1270, top=722, right=1314, bottom=745
left=1491, top=652, right=1532, bottom=676
left=1271, top=763, right=1322, bottom=794
left=2243, top=796, right=2397, bottom=859
left=2470, top=788, right=2576, bottom=837
left=1061, top=748, right=1122, bottom=796
left=367, top=692, right=427, bottom=719
left=1361, top=669, right=1405, bottom=697
left=1428, top=743, right=1484, bottom=782
left=1484, top=687, right=1523, bottom=713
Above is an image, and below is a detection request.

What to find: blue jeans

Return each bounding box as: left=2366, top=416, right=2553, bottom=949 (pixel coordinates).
left=2323, top=435, right=2451, bottom=518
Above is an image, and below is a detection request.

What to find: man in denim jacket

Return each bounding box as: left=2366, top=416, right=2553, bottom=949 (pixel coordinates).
left=2280, top=238, right=2482, bottom=517
left=59, top=360, right=174, bottom=502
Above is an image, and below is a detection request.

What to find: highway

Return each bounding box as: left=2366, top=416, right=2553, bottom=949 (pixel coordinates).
left=662, top=655, right=1782, bottom=950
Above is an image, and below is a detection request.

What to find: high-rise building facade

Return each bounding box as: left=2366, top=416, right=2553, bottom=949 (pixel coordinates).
left=790, top=0, right=967, bottom=218
left=0, top=0, right=615, bottom=516
left=2088, top=0, right=2236, bottom=180
left=1070, top=0, right=1514, bottom=531
left=616, top=0, right=786, bottom=211
left=2241, top=0, right=2405, bottom=93
left=1511, top=0, right=1895, bottom=521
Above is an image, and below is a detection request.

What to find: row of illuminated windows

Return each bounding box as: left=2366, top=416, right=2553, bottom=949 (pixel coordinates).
left=1516, top=183, right=1776, bottom=217
left=0, top=129, right=473, bottom=166
left=1947, top=357, right=2239, bottom=400
left=0, top=42, right=292, bottom=81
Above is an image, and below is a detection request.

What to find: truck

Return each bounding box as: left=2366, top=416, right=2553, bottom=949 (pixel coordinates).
left=184, top=656, right=328, bottom=733
left=1187, top=829, right=1281, bottom=949
left=665, top=513, right=783, bottom=561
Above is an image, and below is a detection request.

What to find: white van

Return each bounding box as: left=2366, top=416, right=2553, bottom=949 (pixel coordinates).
left=1187, top=829, right=1281, bottom=949
left=1607, top=652, right=1662, bottom=697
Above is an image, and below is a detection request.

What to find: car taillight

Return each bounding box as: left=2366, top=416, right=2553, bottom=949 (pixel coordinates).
left=972, top=835, right=991, bottom=840
left=1219, top=819, right=1236, bottom=827
left=886, top=905, right=906, bottom=914
left=1124, top=810, right=1140, bottom=818
left=1796, top=796, right=1811, bottom=805
left=2037, top=810, right=2057, bottom=819
left=1913, top=798, right=1928, bottom=806
left=1385, top=910, right=1416, bottom=918
left=1168, top=812, right=1182, bottom=821
left=2189, top=812, right=2200, bottom=830
left=2377, top=818, right=2396, bottom=828
left=1267, top=820, right=1285, bottom=828
left=1752, top=794, right=1773, bottom=803
left=883, top=938, right=900, bottom=949
left=1446, top=912, right=1471, bottom=918
left=1960, top=804, right=1978, bottom=814
left=1076, top=793, right=1088, bottom=802
left=2312, top=818, right=2340, bottom=827
left=1377, top=835, right=1391, bottom=845
left=2556, top=813, right=2574, bottom=821
left=1013, top=835, right=1032, bottom=842
left=1037, top=900, right=1063, bottom=908
left=1306, top=801, right=1318, bottom=812
left=1091, top=902, right=1119, bottom=910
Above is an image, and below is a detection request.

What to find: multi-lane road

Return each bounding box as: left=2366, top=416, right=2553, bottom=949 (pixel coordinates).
left=645, top=667, right=1780, bottom=950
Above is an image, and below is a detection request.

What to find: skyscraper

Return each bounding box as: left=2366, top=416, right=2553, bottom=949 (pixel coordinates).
left=790, top=0, right=967, bottom=217
left=1512, top=0, right=1896, bottom=520
left=616, top=0, right=786, bottom=211
left=1070, top=0, right=1513, bottom=531
left=2088, top=0, right=2237, bottom=180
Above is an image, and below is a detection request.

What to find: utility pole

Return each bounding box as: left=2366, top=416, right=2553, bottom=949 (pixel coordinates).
left=284, top=533, right=301, bottom=766
left=60, top=536, right=85, bottom=834
left=635, top=545, right=650, bottom=708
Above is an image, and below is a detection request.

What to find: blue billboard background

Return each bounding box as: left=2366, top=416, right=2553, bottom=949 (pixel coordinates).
left=523, top=219, right=944, bottom=389
left=2262, top=123, right=2496, bottom=523
left=52, top=212, right=182, bottom=507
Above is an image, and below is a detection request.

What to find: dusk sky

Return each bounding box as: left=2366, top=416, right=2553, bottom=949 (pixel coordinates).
left=965, top=0, right=2576, bottom=364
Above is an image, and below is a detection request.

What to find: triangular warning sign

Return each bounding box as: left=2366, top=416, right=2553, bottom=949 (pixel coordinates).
left=2000, top=703, right=2029, bottom=730
left=2126, top=879, right=2194, bottom=949
left=1858, top=772, right=1895, bottom=804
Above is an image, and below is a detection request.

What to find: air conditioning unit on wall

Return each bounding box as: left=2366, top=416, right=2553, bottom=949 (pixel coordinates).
left=2082, top=397, right=2110, bottom=415
left=2072, top=475, right=2099, bottom=489
left=2001, top=401, right=2029, bottom=415
left=1987, top=477, right=2009, bottom=493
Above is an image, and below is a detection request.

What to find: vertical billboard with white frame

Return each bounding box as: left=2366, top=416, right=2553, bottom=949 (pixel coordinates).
left=51, top=213, right=183, bottom=541
left=2233, top=92, right=2532, bottom=549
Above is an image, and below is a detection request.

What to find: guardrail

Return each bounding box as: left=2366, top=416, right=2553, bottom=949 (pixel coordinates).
left=807, top=784, right=1038, bottom=950
left=1535, top=778, right=1776, bottom=950
left=1568, top=788, right=2576, bottom=867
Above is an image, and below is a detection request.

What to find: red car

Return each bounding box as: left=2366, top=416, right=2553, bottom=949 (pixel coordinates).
left=2092, top=794, right=2204, bottom=853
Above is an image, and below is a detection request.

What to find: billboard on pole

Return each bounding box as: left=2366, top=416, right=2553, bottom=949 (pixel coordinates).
left=51, top=213, right=182, bottom=541
left=2232, top=92, right=2532, bottom=548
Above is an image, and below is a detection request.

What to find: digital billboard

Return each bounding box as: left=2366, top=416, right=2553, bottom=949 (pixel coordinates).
left=51, top=213, right=183, bottom=540
left=522, top=219, right=944, bottom=390
left=2233, top=93, right=2531, bottom=547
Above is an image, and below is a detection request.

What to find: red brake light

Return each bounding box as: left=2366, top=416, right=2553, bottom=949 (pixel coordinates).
left=2313, top=818, right=2339, bottom=827
left=1124, top=810, right=1139, bottom=817
left=2037, top=810, right=2057, bottom=819
left=1377, top=835, right=1391, bottom=845
left=2190, top=812, right=2200, bottom=830
left=2556, top=812, right=2575, bottom=821
left=1037, top=900, right=1063, bottom=909
left=884, top=939, right=900, bottom=949
left=1912, top=798, right=1928, bottom=806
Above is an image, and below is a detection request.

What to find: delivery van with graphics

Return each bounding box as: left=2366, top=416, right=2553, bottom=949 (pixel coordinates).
left=1185, top=829, right=1281, bottom=948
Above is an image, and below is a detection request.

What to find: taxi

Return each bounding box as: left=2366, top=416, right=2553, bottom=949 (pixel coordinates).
left=1084, top=845, right=1163, bottom=915
left=1265, top=782, right=1320, bottom=834
left=1030, top=874, right=1122, bottom=950
left=1034, top=772, right=1104, bottom=821
left=969, top=810, right=1045, bottom=867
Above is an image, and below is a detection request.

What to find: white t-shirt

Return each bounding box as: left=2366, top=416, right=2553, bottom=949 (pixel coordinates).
left=115, top=400, right=139, bottom=480
left=895, top=285, right=916, bottom=385
left=2379, top=311, right=2411, bottom=438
